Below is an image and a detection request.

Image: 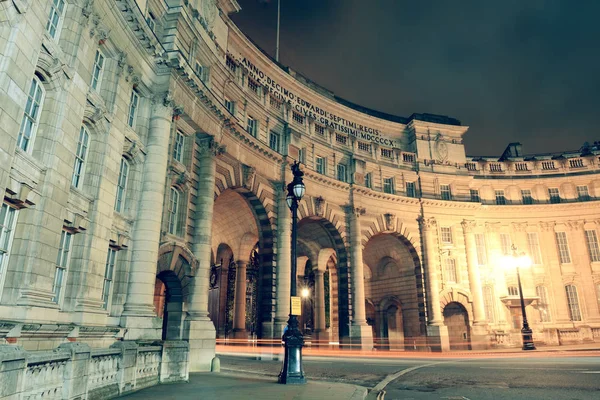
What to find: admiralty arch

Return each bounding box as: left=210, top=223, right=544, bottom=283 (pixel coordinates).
left=1, top=0, right=600, bottom=380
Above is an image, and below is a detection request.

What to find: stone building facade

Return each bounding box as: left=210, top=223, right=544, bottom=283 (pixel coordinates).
left=1, top=0, right=599, bottom=375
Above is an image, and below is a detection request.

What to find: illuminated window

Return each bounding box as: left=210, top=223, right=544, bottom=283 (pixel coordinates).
left=555, top=232, right=571, bottom=264
left=565, top=285, right=582, bottom=321
left=585, top=230, right=600, bottom=262
left=475, top=233, right=487, bottom=265
left=440, top=227, right=452, bottom=244
left=527, top=232, right=542, bottom=264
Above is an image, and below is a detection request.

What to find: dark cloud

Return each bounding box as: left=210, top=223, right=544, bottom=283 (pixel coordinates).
left=232, top=0, right=600, bottom=156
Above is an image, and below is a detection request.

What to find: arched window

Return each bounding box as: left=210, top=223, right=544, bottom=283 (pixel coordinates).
left=71, top=126, right=90, bottom=189
left=507, top=286, right=519, bottom=296
left=17, top=76, right=45, bottom=152
left=565, top=285, right=582, bottom=321
left=482, top=286, right=495, bottom=323
left=536, top=285, right=551, bottom=322
left=168, top=187, right=180, bottom=235
left=114, top=158, right=130, bottom=213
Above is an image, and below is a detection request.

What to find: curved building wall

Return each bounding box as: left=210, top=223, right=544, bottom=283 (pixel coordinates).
left=0, top=0, right=598, bottom=368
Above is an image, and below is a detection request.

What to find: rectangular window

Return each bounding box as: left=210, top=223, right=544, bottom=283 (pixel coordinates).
left=569, top=159, right=584, bottom=168
left=440, top=184, right=452, bottom=200
left=555, top=232, right=572, bottom=264
left=536, top=286, right=551, bottom=322
left=269, top=96, right=282, bottom=110
left=71, top=126, right=90, bottom=189
left=541, top=161, right=556, bottom=170
left=565, top=285, right=582, bottom=321
left=357, top=142, right=371, bottom=152
left=470, top=189, right=480, bottom=203
left=292, top=112, right=305, bottom=125
left=440, top=227, right=452, bottom=244
left=475, top=233, right=487, bottom=265
left=91, top=49, right=105, bottom=91
left=500, top=233, right=512, bottom=256
left=195, top=62, right=210, bottom=83
left=168, top=188, right=179, bottom=235
left=146, top=11, right=155, bottom=31
left=46, top=0, right=66, bottom=39
left=381, top=148, right=394, bottom=159
left=102, top=248, right=117, bottom=309
left=226, top=55, right=237, bottom=73
left=444, top=258, right=457, bottom=283
left=521, top=189, right=533, bottom=205
left=315, top=157, right=326, bottom=175
left=365, top=173, right=372, bottom=189
left=402, top=153, right=415, bottom=163
left=577, top=185, right=590, bottom=201
left=548, top=188, right=561, bottom=204
left=495, top=190, right=506, bottom=205
left=224, top=98, right=235, bottom=115
left=489, top=163, right=502, bottom=172
left=246, top=117, right=257, bottom=137
left=527, top=232, right=542, bottom=265
left=127, top=90, right=139, bottom=128
left=0, top=204, right=18, bottom=295
left=269, top=131, right=280, bottom=152
left=173, top=131, right=185, bottom=163
left=17, top=76, right=45, bottom=152
left=337, top=164, right=347, bottom=182
left=383, top=177, right=394, bottom=194
left=585, top=230, right=600, bottom=262
left=314, top=124, right=325, bottom=136
left=406, top=182, right=416, bottom=198
left=248, top=78, right=259, bottom=95
left=53, top=230, right=73, bottom=303
left=297, top=148, right=305, bottom=164
left=114, top=158, right=130, bottom=213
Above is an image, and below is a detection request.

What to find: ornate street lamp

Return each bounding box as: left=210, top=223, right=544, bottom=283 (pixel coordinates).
left=506, top=245, right=536, bottom=351
left=278, top=161, right=307, bottom=384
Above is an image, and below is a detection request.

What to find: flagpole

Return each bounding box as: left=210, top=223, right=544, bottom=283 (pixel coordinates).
left=275, top=0, right=280, bottom=62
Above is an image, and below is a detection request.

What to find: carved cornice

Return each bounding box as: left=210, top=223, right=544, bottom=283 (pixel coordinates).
left=485, top=222, right=500, bottom=233
left=565, top=220, right=584, bottom=231
left=539, top=221, right=556, bottom=232
left=511, top=222, right=529, bottom=232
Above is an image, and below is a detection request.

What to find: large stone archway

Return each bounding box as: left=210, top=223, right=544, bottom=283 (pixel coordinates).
left=363, top=233, right=426, bottom=349
left=210, top=188, right=274, bottom=339
left=296, top=217, right=350, bottom=343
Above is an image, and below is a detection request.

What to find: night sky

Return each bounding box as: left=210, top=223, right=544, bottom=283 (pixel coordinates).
left=231, top=0, right=600, bottom=156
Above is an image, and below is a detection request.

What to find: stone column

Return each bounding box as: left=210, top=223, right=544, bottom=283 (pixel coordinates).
left=121, top=95, right=173, bottom=339
left=419, top=216, right=450, bottom=351
left=186, top=136, right=224, bottom=372
left=461, top=220, right=489, bottom=349
left=571, top=221, right=600, bottom=323
left=233, top=260, right=248, bottom=339
left=273, top=179, right=291, bottom=339
left=537, top=222, right=571, bottom=324
left=314, top=269, right=328, bottom=344
left=347, top=196, right=373, bottom=350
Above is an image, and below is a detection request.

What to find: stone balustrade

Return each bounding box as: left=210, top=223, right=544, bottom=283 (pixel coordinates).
left=0, top=341, right=188, bottom=400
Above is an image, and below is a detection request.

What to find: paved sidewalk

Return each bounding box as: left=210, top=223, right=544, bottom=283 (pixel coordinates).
left=120, top=372, right=367, bottom=400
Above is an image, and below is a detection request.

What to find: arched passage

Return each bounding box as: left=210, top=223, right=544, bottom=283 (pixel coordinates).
left=297, top=217, right=350, bottom=343
left=210, top=188, right=274, bottom=339
left=363, top=233, right=425, bottom=349
left=443, top=302, right=471, bottom=350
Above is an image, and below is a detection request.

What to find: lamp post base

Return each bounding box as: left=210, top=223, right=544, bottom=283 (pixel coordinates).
left=521, top=327, right=536, bottom=351
left=278, top=315, right=306, bottom=384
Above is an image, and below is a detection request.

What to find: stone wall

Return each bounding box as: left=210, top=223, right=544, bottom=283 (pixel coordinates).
left=0, top=341, right=188, bottom=399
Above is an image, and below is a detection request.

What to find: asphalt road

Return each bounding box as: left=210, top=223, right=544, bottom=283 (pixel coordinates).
left=219, top=354, right=600, bottom=399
